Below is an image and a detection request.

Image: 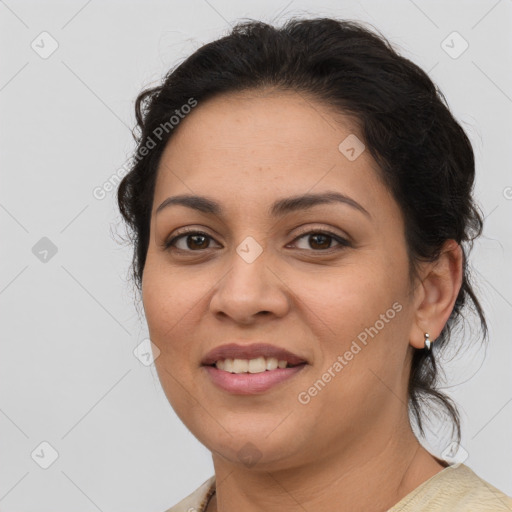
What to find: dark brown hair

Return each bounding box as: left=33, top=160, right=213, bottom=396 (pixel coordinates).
left=117, top=17, right=487, bottom=444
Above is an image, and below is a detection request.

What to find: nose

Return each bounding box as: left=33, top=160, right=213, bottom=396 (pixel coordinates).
left=209, top=245, right=290, bottom=324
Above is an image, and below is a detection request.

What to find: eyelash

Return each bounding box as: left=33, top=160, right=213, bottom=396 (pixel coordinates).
left=163, top=228, right=351, bottom=253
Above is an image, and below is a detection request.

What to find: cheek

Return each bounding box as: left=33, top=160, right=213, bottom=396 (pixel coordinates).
left=297, top=285, right=409, bottom=426
left=141, top=252, right=200, bottom=354
left=141, top=257, right=205, bottom=412
left=300, top=263, right=400, bottom=334
left=298, top=256, right=410, bottom=386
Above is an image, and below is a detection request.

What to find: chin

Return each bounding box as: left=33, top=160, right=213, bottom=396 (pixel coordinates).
left=194, top=425, right=308, bottom=471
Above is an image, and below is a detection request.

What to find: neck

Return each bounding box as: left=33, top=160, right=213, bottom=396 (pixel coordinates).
left=206, top=423, right=445, bottom=512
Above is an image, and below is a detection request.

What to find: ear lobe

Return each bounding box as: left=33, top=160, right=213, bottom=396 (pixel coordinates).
left=409, top=240, right=463, bottom=350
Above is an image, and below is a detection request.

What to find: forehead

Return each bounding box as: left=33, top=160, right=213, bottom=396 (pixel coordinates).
left=153, top=90, right=389, bottom=215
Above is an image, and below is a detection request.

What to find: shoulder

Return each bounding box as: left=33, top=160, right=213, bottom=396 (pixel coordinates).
left=162, top=475, right=216, bottom=512
left=388, top=463, right=512, bottom=511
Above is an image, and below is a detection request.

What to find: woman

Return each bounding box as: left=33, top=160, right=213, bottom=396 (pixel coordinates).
left=117, top=17, right=512, bottom=512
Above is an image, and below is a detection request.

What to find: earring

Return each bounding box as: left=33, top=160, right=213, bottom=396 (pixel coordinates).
left=424, top=333, right=431, bottom=351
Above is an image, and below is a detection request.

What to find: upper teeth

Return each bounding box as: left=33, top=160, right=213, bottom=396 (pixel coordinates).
left=215, top=357, right=289, bottom=373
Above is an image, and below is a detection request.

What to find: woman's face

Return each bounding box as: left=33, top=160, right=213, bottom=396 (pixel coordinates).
left=142, top=90, right=421, bottom=470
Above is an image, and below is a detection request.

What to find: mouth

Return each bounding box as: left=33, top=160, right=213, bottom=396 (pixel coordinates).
left=200, top=343, right=308, bottom=394
left=205, top=356, right=306, bottom=373
left=201, top=342, right=308, bottom=370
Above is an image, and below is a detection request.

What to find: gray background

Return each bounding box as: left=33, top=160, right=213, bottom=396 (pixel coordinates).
left=1, top=0, right=511, bottom=510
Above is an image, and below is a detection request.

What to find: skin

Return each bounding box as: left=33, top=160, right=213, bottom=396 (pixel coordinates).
left=142, top=88, right=463, bottom=512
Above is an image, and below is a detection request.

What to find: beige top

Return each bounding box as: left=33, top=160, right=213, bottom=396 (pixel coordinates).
left=164, top=463, right=512, bottom=511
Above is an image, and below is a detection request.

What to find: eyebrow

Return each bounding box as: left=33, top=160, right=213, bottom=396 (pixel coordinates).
left=155, top=191, right=371, bottom=219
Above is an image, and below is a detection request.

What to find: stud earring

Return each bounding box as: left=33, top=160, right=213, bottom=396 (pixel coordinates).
left=424, top=333, right=431, bottom=351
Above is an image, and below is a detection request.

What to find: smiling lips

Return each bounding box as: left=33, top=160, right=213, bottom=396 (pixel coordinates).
left=201, top=343, right=307, bottom=367
left=201, top=343, right=308, bottom=394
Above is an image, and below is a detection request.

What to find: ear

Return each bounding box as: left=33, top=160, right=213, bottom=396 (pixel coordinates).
left=409, top=240, right=463, bottom=350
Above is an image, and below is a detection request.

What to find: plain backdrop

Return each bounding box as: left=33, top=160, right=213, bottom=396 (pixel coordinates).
left=1, top=0, right=511, bottom=510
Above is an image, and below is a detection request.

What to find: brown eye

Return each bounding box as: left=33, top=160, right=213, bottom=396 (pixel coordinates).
left=185, top=234, right=210, bottom=250
left=308, top=233, right=332, bottom=250
left=292, top=230, right=351, bottom=251
left=164, top=231, right=221, bottom=251
left=164, top=229, right=350, bottom=253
